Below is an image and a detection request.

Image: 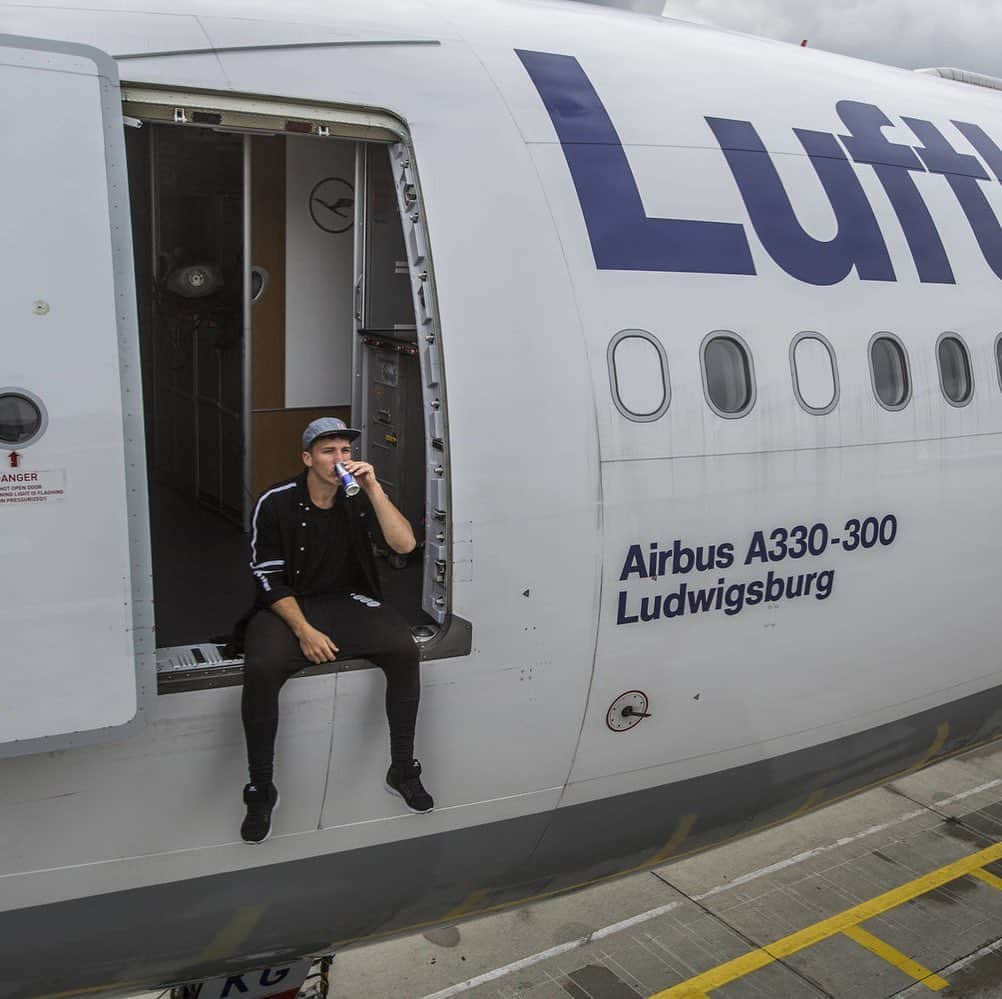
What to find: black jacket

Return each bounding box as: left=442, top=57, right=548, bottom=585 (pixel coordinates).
left=229, top=470, right=383, bottom=652
left=249, top=469, right=383, bottom=606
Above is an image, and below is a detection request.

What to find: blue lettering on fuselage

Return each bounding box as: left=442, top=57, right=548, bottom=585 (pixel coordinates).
left=515, top=49, right=1002, bottom=285
left=514, top=49, right=755, bottom=275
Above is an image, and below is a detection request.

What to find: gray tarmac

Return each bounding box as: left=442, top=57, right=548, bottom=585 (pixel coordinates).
left=328, top=740, right=1002, bottom=999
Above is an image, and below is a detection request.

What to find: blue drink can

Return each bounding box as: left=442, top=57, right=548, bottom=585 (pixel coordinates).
left=335, top=462, right=360, bottom=497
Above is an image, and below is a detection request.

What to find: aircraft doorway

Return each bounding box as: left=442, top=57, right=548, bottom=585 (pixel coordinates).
left=124, top=116, right=439, bottom=658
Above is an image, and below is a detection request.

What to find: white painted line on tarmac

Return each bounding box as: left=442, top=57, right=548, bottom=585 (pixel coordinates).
left=905, top=776, right=1001, bottom=805
left=589, top=900, right=685, bottom=940
left=893, top=936, right=1002, bottom=997
left=419, top=940, right=585, bottom=999
left=684, top=777, right=1001, bottom=903
left=418, top=778, right=1002, bottom=999
left=689, top=811, right=927, bottom=899
left=419, top=901, right=685, bottom=999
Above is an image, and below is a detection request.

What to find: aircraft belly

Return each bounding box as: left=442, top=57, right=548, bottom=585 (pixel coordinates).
left=0, top=682, right=998, bottom=999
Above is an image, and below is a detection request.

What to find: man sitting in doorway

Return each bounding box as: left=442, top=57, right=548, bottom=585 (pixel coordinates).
left=239, top=417, right=432, bottom=843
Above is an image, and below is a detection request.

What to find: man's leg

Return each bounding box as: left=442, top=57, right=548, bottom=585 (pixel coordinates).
left=379, top=626, right=432, bottom=812
left=240, top=609, right=308, bottom=841
left=311, top=594, right=432, bottom=811
left=377, top=620, right=421, bottom=767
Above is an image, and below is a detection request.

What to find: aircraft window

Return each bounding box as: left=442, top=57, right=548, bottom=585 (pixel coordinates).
left=791, top=333, right=838, bottom=415
left=936, top=334, right=973, bottom=406
left=0, top=390, right=46, bottom=446
left=701, top=332, right=755, bottom=418
left=607, top=330, right=670, bottom=421
left=869, top=334, right=911, bottom=411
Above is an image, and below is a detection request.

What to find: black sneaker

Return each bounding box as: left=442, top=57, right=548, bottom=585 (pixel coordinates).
left=241, top=782, right=279, bottom=843
left=386, top=759, right=434, bottom=813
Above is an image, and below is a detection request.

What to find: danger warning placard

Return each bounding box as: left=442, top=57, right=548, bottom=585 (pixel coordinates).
left=0, top=469, right=65, bottom=505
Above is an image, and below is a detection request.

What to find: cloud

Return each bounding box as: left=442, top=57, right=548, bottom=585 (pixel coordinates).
left=663, top=0, right=1002, bottom=77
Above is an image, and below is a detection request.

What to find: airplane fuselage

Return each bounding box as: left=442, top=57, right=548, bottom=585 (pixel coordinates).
left=1, top=2, right=1001, bottom=996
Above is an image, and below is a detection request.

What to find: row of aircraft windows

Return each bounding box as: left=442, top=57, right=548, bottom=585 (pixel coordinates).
left=608, top=330, right=1002, bottom=422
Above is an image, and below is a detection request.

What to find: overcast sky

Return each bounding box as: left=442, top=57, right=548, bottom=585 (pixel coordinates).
left=662, top=1, right=1002, bottom=77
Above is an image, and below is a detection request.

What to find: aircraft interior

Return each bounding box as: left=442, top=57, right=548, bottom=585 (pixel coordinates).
left=124, top=122, right=433, bottom=658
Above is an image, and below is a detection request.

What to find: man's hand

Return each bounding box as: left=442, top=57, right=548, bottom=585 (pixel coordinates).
left=270, top=597, right=338, bottom=663
left=297, top=624, right=339, bottom=664
left=342, top=459, right=378, bottom=494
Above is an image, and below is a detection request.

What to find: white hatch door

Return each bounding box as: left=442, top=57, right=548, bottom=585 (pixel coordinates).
left=0, top=36, right=144, bottom=751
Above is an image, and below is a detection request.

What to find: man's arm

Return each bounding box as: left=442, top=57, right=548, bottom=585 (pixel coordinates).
left=249, top=492, right=295, bottom=605
left=250, top=488, right=338, bottom=663
left=270, top=596, right=339, bottom=664
left=344, top=460, right=417, bottom=554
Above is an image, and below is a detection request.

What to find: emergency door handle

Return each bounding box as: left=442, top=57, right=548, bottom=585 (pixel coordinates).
left=621, top=705, right=651, bottom=719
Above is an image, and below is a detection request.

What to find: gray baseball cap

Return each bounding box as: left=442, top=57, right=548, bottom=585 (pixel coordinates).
left=302, top=417, right=361, bottom=450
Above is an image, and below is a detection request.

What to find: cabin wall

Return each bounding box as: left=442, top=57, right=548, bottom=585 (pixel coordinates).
left=250, top=135, right=350, bottom=496
left=284, top=135, right=356, bottom=408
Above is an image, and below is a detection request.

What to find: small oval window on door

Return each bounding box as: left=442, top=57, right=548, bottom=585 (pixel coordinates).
left=937, top=334, right=973, bottom=406
left=608, top=330, right=670, bottom=422
left=791, top=334, right=838, bottom=414
left=0, top=391, right=45, bottom=446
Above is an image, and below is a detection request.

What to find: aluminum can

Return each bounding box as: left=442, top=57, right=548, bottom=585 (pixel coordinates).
left=335, top=461, right=361, bottom=497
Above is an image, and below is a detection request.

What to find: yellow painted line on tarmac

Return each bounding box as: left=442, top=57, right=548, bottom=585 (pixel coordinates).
left=971, top=867, right=1002, bottom=892
left=843, top=926, right=948, bottom=990
left=787, top=788, right=826, bottom=821
left=443, top=888, right=491, bottom=921
left=649, top=814, right=698, bottom=865
left=655, top=948, right=776, bottom=997
left=907, top=723, right=950, bottom=773
left=199, top=903, right=268, bottom=962
left=649, top=840, right=1002, bottom=998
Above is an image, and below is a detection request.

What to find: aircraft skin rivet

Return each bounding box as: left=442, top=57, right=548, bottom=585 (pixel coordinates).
left=33, top=300, right=49, bottom=316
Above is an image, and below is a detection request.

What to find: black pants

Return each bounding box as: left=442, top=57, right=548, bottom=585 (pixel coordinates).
left=241, top=592, right=420, bottom=786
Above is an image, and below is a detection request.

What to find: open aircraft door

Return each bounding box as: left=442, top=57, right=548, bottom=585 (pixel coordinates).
left=0, top=36, right=151, bottom=758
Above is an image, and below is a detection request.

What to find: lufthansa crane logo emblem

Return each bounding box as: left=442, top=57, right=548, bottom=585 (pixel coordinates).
left=309, top=177, right=354, bottom=234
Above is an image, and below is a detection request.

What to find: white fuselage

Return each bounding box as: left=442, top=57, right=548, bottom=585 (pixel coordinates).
left=1, top=2, right=1001, bottom=995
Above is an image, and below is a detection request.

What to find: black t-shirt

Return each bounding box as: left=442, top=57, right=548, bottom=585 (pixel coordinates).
left=298, top=488, right=364, bottom=596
